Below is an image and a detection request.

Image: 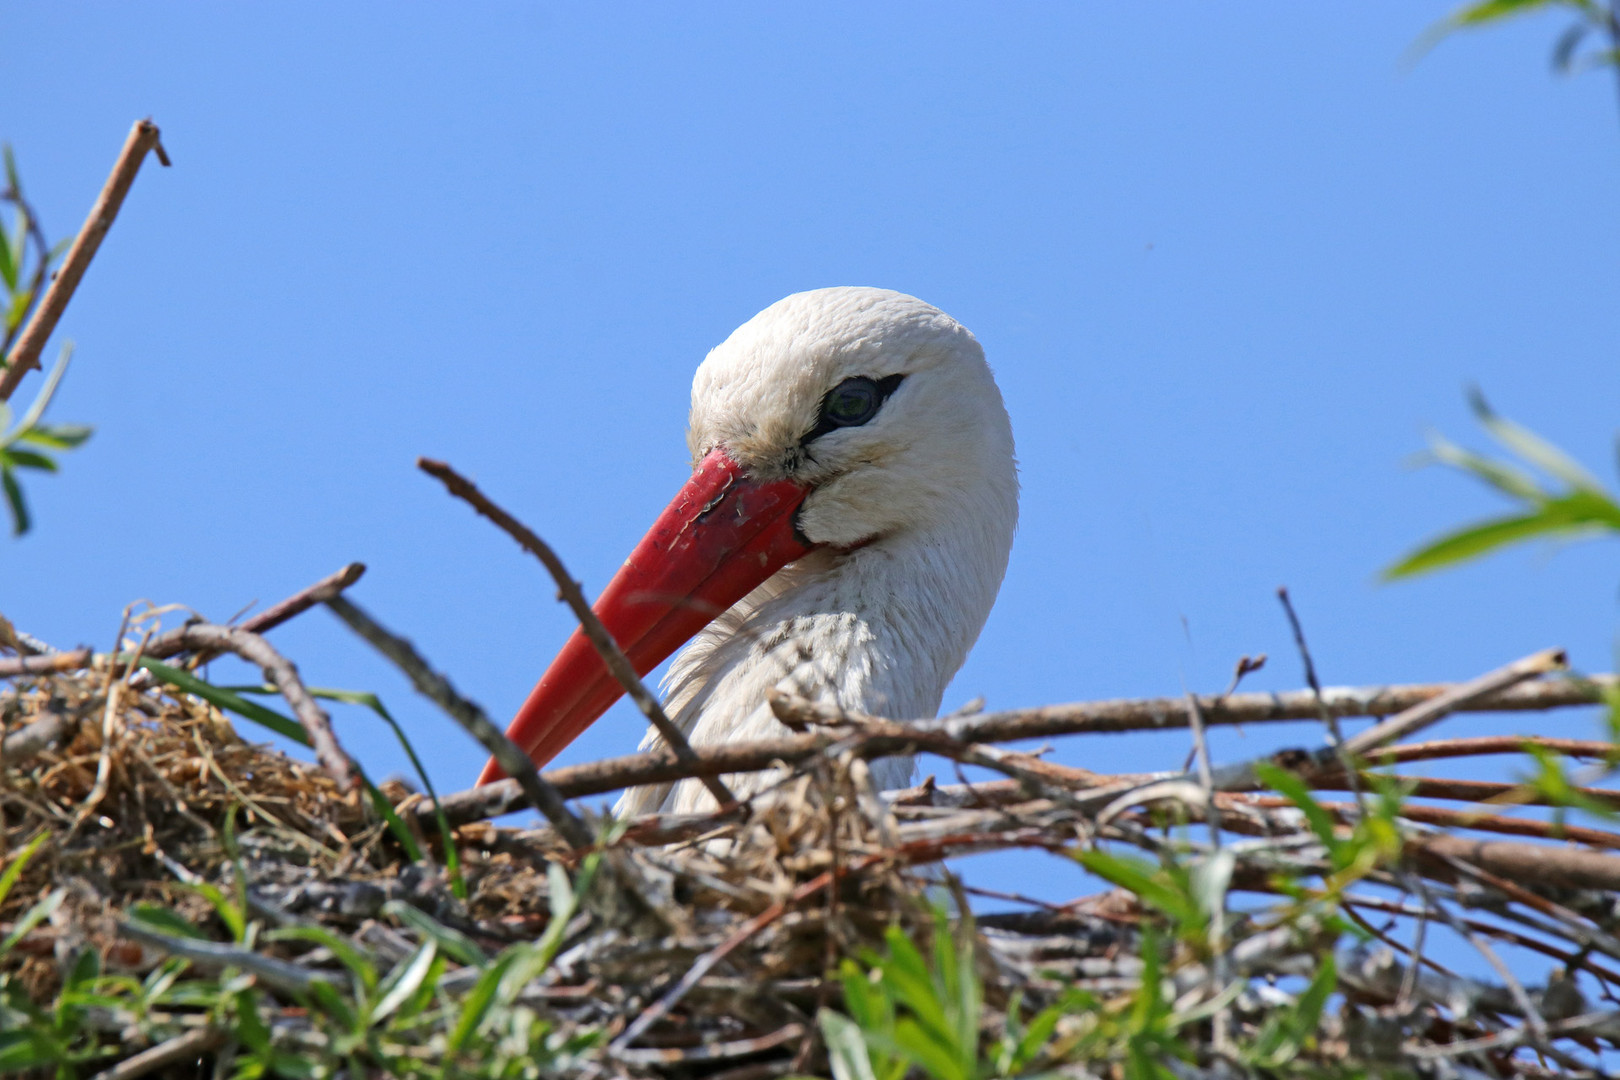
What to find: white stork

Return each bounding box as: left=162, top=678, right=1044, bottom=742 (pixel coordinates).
left=477, top=286, right=1018, bottom=816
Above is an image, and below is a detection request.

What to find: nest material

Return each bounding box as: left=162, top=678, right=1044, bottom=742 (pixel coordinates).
left=5, top=622, right=1620, bottom=1080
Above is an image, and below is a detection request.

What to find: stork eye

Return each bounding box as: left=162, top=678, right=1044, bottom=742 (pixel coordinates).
left=803, top=374, right=905, bottom=445
left=827, top=379, right=880, bottom=424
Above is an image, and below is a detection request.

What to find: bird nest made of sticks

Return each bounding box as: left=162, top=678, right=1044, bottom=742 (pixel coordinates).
left=5, top=599, right=1620, bottom=1080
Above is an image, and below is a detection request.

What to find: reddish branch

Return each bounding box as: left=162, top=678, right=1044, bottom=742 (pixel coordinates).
left=0, top=119, right=170, bottom=402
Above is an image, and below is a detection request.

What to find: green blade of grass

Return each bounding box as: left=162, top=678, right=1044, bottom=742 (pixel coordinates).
left=139, top=660, right=426, bottom=864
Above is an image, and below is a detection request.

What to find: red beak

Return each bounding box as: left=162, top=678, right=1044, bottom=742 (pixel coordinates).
left=476, top=449, right=813, bottom=785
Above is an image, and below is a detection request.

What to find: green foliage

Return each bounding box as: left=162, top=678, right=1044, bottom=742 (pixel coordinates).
left=1, top=146, right=91, bottom=537
left=1424, top=0, right=1620, bottom=75
left=820, top=909, right=1060, bottom=1080
left=0, top=344, right=92, bottom=536
left=1385, top=391, right=1620, bottom=580
left=1, top=837, right=606, bottom=1078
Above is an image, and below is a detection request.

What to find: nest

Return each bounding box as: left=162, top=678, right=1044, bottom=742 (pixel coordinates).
left=5, top=592, right=1620, bottom=1080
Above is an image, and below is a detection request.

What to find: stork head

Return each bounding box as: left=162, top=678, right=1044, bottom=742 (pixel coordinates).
left=690, top=287, right=1015, bottom=550
left=478, top=287, right=1016, bottom=785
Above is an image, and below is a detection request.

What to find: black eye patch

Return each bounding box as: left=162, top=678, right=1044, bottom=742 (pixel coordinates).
left=802, top=374, right=905, bottom=445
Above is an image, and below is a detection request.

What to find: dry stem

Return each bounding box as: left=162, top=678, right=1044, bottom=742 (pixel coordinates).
left=0, top=119, right=170, bottom=402
left=416, top=456, right=734, bottom=807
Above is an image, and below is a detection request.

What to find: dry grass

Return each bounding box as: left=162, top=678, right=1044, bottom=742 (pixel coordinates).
left=4, top=607, right=1620, bottom=1080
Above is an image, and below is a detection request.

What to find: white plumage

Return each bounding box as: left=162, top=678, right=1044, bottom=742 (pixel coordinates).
left=615, top=287, right=1018, bottom=817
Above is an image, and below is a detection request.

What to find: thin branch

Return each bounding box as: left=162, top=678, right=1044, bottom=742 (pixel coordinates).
left=417, top=668, right=1614, bottom=826
left=89, top=1027, right=227, bottom=1080
left=143, top=623, right=359, bottom=793
left=416, top=456, right=735, bottom=807
left=0, top=119, right=170, bottom=402
left=239, top=561, right=366, bottom=636
left=1340, top=648, right=1568, bottom=758
left=0, top=647, right=91, bottom=678
left=323, top=594, right=593, bottom=848
left=126, top=562, right=366, bottom=692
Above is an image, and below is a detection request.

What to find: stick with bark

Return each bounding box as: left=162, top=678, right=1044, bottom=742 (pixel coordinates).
left=0, top=119, right=170, bottom=402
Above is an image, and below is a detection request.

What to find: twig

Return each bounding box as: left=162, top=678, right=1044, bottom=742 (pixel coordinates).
left=1340, top=648, right=1569, bottom=758
left=1201, top=648, right=1568, bottom=794
left=416, top=456, right=734, bottom=807
left=0, top=119, right=170, bottom=402
left=1412, top=834, right=1620, bottom=893
left=118, top=921, right=332, bottom=995
left=1244, top=794, right=1620, bottom=850
left=143, top=623, right=359, bottom=793
left=90, top=1027, right=226, bottom=1080
left=323, top=594, right=593, bottom=849
left=126, top=563, right=367, bottom=693
left=418, top=670, right=1616, bottom=826
left=611, top=1024, right=805, bottom=1066
left=1184, top=690, right=1232, bottom=1054
left=0, top=647, right=93, bottom=678
left=240, top=561, right=367, bottom=636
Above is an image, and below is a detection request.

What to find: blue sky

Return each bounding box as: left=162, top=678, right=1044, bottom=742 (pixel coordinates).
left=6, top=4, right=1620, bottom=859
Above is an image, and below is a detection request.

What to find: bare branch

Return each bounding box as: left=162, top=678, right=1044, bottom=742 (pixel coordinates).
left=416, top=456, right=734, bottom=807
left=0, top=647, right=92, bottom=678
left=323, top=594, right=592, bottom=848
left=144, top=623, right=359, bottom=793
left=0, top=119, right=169, bottom=402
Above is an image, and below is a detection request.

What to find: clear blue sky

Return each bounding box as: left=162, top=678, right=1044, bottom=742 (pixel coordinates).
left=7, top=6, right=1619, bottom=850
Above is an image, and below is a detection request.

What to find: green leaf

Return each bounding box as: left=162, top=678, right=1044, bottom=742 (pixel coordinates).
left=5, top=288, right=31, bottom=335
left=1254, top=761, right=1342, bottom=855
left=819, top=1009, right=879, bottom=1080
left=371, top=942, right=437, bottom=1026
left=140, top=666, right=426, bottom=865
left=1, top=448, right=57, bottom=472
left=16, top=423, right=92, bottom=449
left=129, top=904, right=208, bottom=941
left=1383, top=509, right=1587, bottom=579
left=3, top=466, right=30, bottom=537
left=139, top=659, right=309, bottom=745
left=306, top=978, right=358, bottom=1031
left=1077, top=849, right=1202, bottom=930
left=178, top=881, right=248, bottom=943
left=448, top=949, right=519, bottom=1054
left=0, top=831, right=48, bottom=907
left=1470, top=387, right=1606, bottom=491
left=893, top=1015, right=968, bottom=1080
left=8, top=209, right=27, bottom=292
left=0, top=888, right=65, bottom=958
left=0, top=215, right=15, bottom=292
left=1449, top=0, right=1564, bottom=26
left=267, top=925, right=378, bottom=994
left=1424, top=430, right=1543, bottom=501
left=380, top=900, right=488, bottom=968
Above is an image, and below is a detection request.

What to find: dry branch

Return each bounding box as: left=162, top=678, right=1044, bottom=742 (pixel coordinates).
left=0, top=647, right=92, bottom=678
left=416, top=456, right=733, bottom=807
left=323, top=594, right=593, bottom=848
left=421, top=666, right=1612, bottom=826
left=239, top=561, right=366, bottom=636
left=142, top=623, right=359, bottom=792
left=0, top=119, right=170, bottom=402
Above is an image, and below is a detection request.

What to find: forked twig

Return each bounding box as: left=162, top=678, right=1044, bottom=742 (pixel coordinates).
left=417, top=456, right=734, bottom=807
left=0, top=119, right=171, bottom=402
